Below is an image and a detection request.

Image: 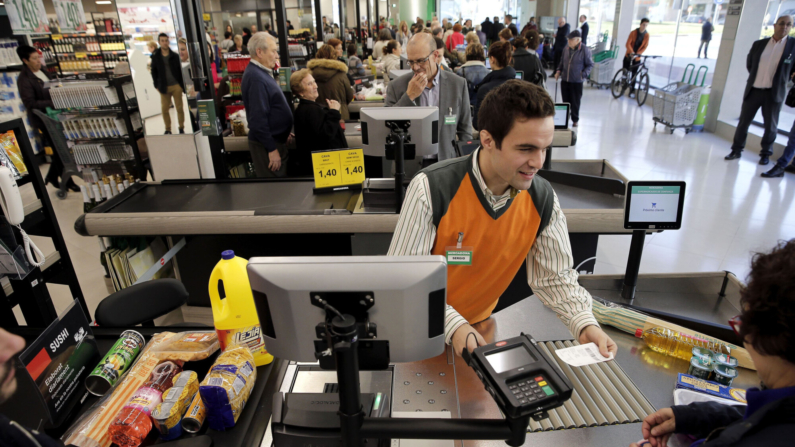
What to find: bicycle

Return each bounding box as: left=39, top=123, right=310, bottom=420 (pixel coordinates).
left=610, top=55, right=661, bottom=106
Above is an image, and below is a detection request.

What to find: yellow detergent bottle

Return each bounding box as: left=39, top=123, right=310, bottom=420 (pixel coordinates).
left=208, top=250, right=273, bottom=366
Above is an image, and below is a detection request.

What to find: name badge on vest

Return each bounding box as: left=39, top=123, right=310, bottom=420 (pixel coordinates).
left=446, top=232, right=473, bottom=266
left=444, top=107, right=457, bottom=126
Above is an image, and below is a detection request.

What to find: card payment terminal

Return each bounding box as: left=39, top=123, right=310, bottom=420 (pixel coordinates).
left=463, top=333, right=573, bottom=419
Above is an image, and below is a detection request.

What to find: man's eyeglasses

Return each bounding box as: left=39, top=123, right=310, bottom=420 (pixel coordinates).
left=406, top=52, right=433, bottom=67
left=728, top=315, right=741, bottom=337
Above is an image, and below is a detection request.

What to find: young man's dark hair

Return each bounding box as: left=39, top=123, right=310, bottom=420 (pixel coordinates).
left=15, top=45, right=37, bottom=62
left=158, top=32, right=169, bottom=40
left=740, top=239, right=795, bottom=364
left=640, top=18, right=650, bottom=24
left=477, top=80, right=554, bottom=148
left=225, top=31, right=232, bottom=39
left=433, top=36, right=444, bottom=50
left=347, top=42, right=357, bottom=56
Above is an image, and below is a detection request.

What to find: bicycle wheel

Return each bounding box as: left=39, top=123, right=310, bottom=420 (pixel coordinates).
left=611, top=69, right=626, bottom=99
left=636, top=73, right=650, bottom=106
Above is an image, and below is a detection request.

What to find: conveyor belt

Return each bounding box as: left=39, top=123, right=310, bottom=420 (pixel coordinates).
left=529, top=341, right=656, bottom=432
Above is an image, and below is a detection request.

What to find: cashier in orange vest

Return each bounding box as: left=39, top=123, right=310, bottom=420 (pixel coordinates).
left=387, top=80, right=618, bottom=357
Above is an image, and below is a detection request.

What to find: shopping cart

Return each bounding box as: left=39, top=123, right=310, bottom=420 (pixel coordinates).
left=652, top=64, right=707, bottom=134
left=589, top=59, right=615, bottom=89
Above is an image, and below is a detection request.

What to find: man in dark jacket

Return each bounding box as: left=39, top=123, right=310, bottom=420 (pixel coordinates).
left=554, top=30, right=593, bottom=127
left=150, top=33, right=185, bottom=134
left=15, top=45, right=78, bottom=191
left=630, top=240, right=795, bottom=447
left=553, top=17, right=570, bottom=74
left=726, top=15, right=795, bottom=165
left=504, top=15, right=518, bottom=37
left=481, top=17, right=493, bottom=43
left=490, top=17, right=504, bottom=44
left=698, top=17, right=714, bottom=58
left=0, top=326, right=63, bottom=447
left=511, top=36, right=546, bottom=88
left=579, top=15, right=589, bottom=46
left=242, top=32, right=294, bottom=177
left=520, top=17, right=538, bottom=36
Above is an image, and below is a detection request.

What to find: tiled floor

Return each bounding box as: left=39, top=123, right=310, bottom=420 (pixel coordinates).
left=16, top=84, right=795, bottom=322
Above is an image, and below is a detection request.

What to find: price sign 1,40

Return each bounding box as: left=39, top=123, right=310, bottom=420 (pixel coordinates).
left=311, top=148, right=366, bottom=191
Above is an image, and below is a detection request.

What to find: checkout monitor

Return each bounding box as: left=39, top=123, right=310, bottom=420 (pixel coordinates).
left=624, top=181, right=686, bottom=230
left=360, top=106, right=439, bottom=157
left=247, top=256, right=447, bottom=363
left=554, top=103, right=570, bottom=129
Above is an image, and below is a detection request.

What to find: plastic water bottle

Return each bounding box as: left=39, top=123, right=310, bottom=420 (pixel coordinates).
left=635, top=327, right=731, bottom=361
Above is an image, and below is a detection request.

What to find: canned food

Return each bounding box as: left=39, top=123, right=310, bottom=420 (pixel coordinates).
left=712, top=364, right=738, bottom=386
left=85, top=330, right=145, bottom=396
left=182, top=392, right=207, bottom=433
left=691, top=346, right=713, bottom=363
left=712, top=353, right=739, bottom=368
left=687, top=356, right=712, bottom=380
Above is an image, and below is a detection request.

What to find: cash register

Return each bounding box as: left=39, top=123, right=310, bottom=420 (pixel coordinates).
left=248, top=256, right=573, bottom=447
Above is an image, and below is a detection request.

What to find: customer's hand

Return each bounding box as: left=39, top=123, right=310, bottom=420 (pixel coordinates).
left=407, top=72, right=428, bottom=101
left=326, top=99, right=341, bottom=110
left=554, top=71, right=560, bottom=81
left=451, top=324, right=486, bottom=356
left=287, top=133, right=295, bottom=146
left=578, top=325, right=618, bottom=358
left=639, top=408, right=676, bottom=447
left=268, top=149, right=282, bottom=172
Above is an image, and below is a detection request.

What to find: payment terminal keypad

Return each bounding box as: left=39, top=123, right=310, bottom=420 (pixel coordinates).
left=507, top=375, right=555, bottom=405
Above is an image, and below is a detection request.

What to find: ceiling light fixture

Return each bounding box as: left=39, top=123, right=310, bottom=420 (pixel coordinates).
left=96, top=1, right=112, bottom=4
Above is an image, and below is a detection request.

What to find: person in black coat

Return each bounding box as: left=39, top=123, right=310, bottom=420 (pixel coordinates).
left=630, top=239, right=795, bottom=447
left=579, top=15, right=589, bottom=46
left=553, top=17, right=570, bottom=73
left=474, top=41, right=515, bottom=129
left=490, top=17, right=504, bottom=44
left=511, top=36, right=546, bottom=88
left=15, top=45, right=78, bottom=191
left=290, top=69, right=348, bottom=176
left=726, top=15, right=795, bottom=165
left=481, top=17, right=493, bottom=43
left=150, top=33, right=186, bottom=134
left=698, top=17, right=715, bottom=58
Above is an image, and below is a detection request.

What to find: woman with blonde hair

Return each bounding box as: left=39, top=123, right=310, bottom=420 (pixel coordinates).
left=396, top=20, right=411, bottom=50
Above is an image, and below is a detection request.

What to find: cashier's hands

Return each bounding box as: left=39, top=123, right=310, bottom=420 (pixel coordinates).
left=629, top=408, right=676, bottom=447
left=406, top=72, right=428, bottom=101
left=268, top=149, right=282, bottom=172
left=578, top=325, right=618, bottom=358
left=452, top=323, right=487, bottom=356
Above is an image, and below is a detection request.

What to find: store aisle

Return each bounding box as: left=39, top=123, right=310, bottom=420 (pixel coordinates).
left=19, top=83, right=795, bottom=323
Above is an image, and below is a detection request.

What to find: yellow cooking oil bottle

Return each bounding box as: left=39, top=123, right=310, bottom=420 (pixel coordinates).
left=208, top=250, right=273, bottom=366
left=635, top=327, right=730, bottom=361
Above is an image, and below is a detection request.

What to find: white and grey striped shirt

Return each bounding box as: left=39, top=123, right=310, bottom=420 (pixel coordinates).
left=387, top=148, right=599, bottom=344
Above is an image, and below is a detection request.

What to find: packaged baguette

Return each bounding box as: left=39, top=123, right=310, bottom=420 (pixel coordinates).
left=199, top=345, right=257, bottom=431
left=62, top=332, right=177, bottom=447
left=151, top=331, right=219, bottom=362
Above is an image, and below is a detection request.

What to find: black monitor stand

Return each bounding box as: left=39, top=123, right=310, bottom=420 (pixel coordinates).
left=621, top=230, right=646, bottom=302
left=384, top=121, right=415, bottom=213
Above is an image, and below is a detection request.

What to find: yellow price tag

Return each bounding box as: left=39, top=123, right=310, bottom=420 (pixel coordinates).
left=203, top=13, right=211, bottom=21
left=311, top=149, right=365, bottom=190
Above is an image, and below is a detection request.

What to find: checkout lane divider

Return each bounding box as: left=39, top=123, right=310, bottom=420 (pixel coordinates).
left=538, top=342, right=604, bottom=427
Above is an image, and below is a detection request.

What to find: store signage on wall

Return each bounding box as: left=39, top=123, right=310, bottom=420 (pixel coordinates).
left=18, top=300, right=98, bottom=426
left=54, top=0, right=88, bottom=33
left=5, top=0, right=51, bottom=34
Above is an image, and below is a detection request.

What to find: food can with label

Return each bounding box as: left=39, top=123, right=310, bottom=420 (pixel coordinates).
left=712, top=364, right=738, bottom=386
left=182, top=392, right=207, bottom=433
left=85, top=330, right=146, bottom=396
left=687, top=356, right=712, bottom=380
left=691, top=346, right=713, bottom=363
left=712, top=353, right=739, bottom=368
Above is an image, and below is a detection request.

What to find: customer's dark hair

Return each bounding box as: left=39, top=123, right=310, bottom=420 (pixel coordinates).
left=512, top=37, right=528, bottom=49
left=385, top=40, right=400, bottom=54
left=478, top=80, right=554, bottom=148
left=525, top=30, right=540, bottom=50
left=640, top=18, right=650, bottom=24
left=347, top=42, right=357, bottom=56
left=465, top=43, right=485, bottom=62
left=739, top=239, right=795, bottom=364
left=499, top=28, right=513, bottom=41
left=16, top=45, right=38, bottom=62
left=158, top=32, right=169, bottom=39
left=225, top=31, right=232, bottom=39
left=488, top=41, right=512, bottom=68
left=433, top=36, right=444, bottom=50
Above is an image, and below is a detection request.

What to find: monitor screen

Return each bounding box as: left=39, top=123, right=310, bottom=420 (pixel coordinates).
left=554, top=104, right=569, bottom=129
left=624, top=181, right=686, bottom=230
left=486, top=345, right=537, bottom=374
left=628, top=185, right=681, bottom=223
left=515, top=71, right=523, bottom=80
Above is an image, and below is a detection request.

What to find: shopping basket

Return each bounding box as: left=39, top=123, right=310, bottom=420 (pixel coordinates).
left=652, top=64, right=706, bottom=134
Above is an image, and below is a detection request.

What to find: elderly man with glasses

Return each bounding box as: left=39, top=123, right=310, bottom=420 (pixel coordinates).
left=385, top=33, right=472, bottom=162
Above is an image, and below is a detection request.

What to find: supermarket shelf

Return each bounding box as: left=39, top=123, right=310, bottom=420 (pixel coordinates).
left=68, top=135, right=133, bottom=144
left=60, top=70, right=108, bottom=75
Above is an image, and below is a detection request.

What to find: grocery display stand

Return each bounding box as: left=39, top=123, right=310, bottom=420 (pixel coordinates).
left=0, top=118, right=88, bottom=328
left=30, top=32, right=129, bottom=79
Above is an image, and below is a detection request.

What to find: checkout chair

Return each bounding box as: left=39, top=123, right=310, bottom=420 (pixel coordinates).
left=94, top=278, right=206, bottom=327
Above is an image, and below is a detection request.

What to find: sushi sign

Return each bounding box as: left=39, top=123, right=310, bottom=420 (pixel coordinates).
left=18, top=300, right=98, bottom=425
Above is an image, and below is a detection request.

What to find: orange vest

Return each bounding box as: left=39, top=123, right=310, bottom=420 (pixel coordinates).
left=425, top=155, right=554, bottom=324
